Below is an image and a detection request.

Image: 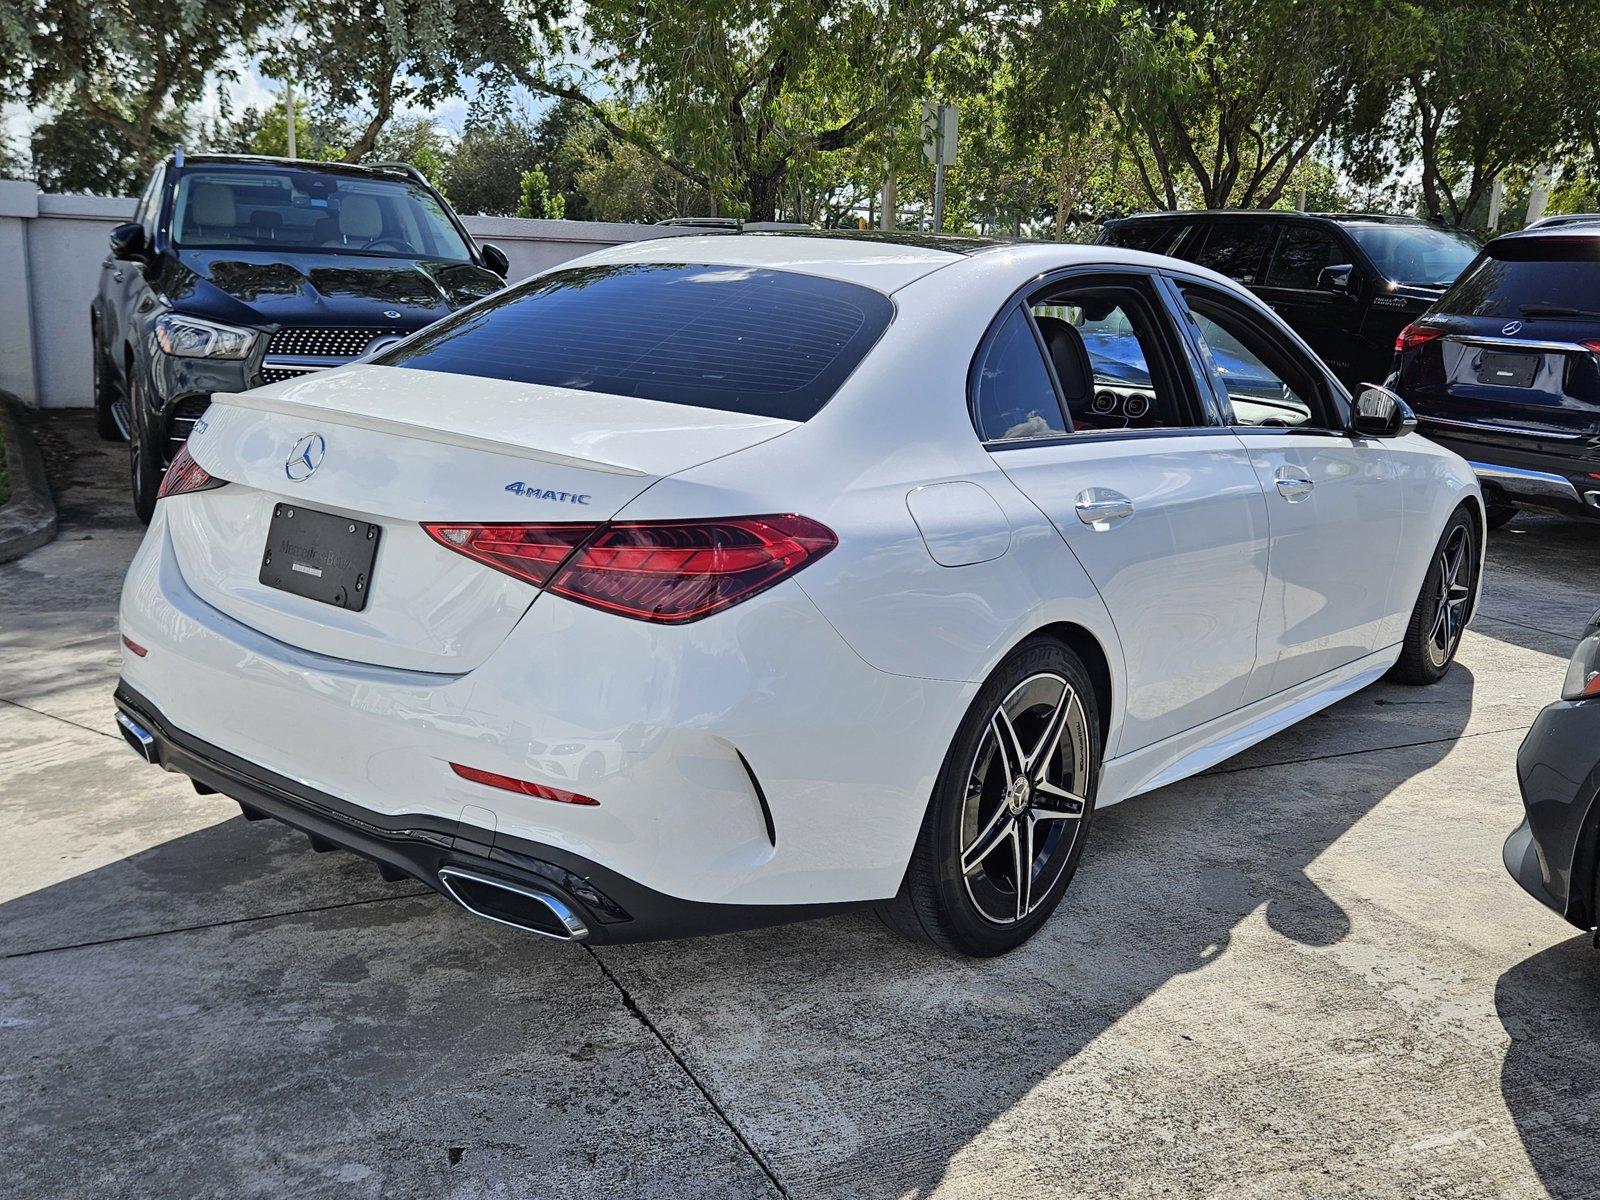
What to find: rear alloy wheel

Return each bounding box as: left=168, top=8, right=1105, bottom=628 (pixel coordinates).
left=1389, top=509, right=1477, bottom=685
left=880, top=638, right=1100, bottom=956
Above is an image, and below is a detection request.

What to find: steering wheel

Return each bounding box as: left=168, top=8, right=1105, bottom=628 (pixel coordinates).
left=359, top=236, right=411, bottom=252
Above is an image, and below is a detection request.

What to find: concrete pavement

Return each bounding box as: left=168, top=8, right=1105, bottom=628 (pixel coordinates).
left=3, top=412, right=1598, bottom=1198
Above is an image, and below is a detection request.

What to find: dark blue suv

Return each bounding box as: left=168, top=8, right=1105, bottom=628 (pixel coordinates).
left=90, top=153, right=510, bottom=521
left=1389, top=225, right=1600, bottom=526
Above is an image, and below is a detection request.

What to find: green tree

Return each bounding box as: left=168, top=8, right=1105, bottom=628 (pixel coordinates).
left=527, top=1, right=984, bottom=221
left=29, top=97, right=172, bottom=193
left=516, top=166, right=565, bottom=218
left=23, top=0, right=283, bottom=175
left=267, top=0, right=562, bottom=163
left=438, top=106, right=542, bottom=215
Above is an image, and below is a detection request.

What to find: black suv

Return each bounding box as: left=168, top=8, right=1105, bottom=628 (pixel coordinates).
left=91, top=153, right=510, bottom=520
left=1389, top=227, right=1600, bottom=526
left=1100, top=211, right=1480, bottom=390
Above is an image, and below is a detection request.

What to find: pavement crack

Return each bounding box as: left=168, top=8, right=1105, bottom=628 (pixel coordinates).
left=585, top=946, right=790, bottom=1199
left=1203, top=722, right=1532, bottom=777
left=1, top=890, right=434, bottom=960
left=0, top=695, right=120, bottom=742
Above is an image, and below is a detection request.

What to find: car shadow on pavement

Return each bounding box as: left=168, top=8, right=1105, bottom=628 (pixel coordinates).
left=589, top=666, right=1482, bottom=1198
left=1, top=666, right=1478, bottom=1198
left=1497, top=933, right=1600, bottom=1200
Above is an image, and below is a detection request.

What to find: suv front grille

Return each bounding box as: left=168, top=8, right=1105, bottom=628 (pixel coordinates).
left=268, top=327, right=391, bottom=359
left=259, top=366, right=321, bottom=386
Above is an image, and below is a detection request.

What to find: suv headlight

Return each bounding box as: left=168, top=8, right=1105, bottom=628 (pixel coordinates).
left=1561, top=614, right=1600, bottom=701
left=153, top=314, right=258, bottom=360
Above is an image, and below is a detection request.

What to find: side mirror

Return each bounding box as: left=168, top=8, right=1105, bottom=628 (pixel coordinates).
left=480, top=243, right=510, bottom=278
left=1317, top=263, right=1355, bottom=295
left=1350, top=384, right=1417, bottom=438
left=108, top=222, right=149, bottom=263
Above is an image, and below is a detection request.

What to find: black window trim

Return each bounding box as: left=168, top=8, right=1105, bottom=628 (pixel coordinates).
left=967, top=263, right=1223, bottom=449
left=1163, top=269, right=1354, bottom=435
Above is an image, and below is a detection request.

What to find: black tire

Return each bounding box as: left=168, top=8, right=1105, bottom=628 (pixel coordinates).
left=91, top=318, right=125, bottom=442
left=129, top=372, right=163, bottom=524
left=879, top=637, right=1102, bottom=957
left=1388, top=507, right=1479, bottom=685
left=1484, top=501, right=1518, bottom=531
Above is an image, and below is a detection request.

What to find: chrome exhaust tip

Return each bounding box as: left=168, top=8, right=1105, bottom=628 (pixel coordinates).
left=116, top=712, right=156, bottom=764
left=437, top=866, right=590, bottom=942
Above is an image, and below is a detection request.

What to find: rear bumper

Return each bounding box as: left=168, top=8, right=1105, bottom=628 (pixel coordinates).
left=1504, top=698, right=1600, bottom=928
left=1419, top=427, right=1600, bottom=517
left=114, top=683, right=866, bottom=943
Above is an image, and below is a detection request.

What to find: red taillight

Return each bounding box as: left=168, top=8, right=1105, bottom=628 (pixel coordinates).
left=1395, top=323, right=1443, bottom=354
left=421, top=522, right=598, bottom=587
left=423, top=515, right=837, bottom=624
left=156, top=443, right=225, bottom=499
left=450, top=762, right=599, bottom=806
left=121, top=634, right=148, bottom=657
left=1581, top=339, right=1600, bottom=355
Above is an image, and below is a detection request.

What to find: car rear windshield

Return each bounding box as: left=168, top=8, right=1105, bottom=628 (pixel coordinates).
left=1345, top=223, right=1480, bottom=288
left=1433, top=237, right=1600, bottom=318
left=374, top=261, right=895, bottom=420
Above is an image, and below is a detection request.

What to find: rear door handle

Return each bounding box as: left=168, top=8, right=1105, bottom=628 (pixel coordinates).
left=1274, top=470, right=1314, bottom=501
left=112, top=271, right=125, bottom=283
left=1074, top=488, right=1134, bottom=529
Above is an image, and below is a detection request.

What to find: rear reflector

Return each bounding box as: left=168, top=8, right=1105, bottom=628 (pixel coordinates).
left=1395, top=323, right=1442, bottom=354
left=422, top=514, right=837, bottom=623
left=121, top=634, right=148, bottom=657
left=450, top=762, right=599, bottom=806
left=157, top=443, right=226, bottom=499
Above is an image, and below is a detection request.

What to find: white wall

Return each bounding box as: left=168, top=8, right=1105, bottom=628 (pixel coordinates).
left=0, top=180, right=712, bottom=408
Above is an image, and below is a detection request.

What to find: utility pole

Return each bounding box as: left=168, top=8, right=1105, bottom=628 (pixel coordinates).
left=1525, top=165, right=1554, bottom=227
left=284, top=78, right=297, bottom=159
left=1487, top=178, right=1504, bottom=232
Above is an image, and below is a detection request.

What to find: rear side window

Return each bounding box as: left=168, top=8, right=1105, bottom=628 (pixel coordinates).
left=376, top=262, right=894, bottom=421
left=972, top=308, right=1068, bottom=441
left=1190, top=221, right=1271, bottom=283
left=1105, top=221, right=1185, bottom=255
left=1434, top=237, right=1600, bottom=318
left=1264, top=226, right=1347, bottom=289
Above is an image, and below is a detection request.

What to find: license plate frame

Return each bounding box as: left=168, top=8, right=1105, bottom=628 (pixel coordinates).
left=1476, top=350, right=1540, bottom=388
left=259, top=503, right=380, bottom=612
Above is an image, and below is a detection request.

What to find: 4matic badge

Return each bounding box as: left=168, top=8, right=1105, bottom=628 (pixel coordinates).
left=505, top=481, right=592, bottom=505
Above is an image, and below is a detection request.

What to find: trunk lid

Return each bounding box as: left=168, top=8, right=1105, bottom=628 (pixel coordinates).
left=167, top=365, right=795, bottom=672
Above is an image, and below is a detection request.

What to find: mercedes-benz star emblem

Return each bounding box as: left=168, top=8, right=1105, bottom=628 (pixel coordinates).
left=1501, top=320, right=1524, bottom=336
left=383, top=309, right=402, bottom=319
left=285, top=433, right=325, bottom=483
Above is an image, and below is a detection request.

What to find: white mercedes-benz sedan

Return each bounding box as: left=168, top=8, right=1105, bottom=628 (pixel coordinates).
left=115, top=233, right=1484, bottom=956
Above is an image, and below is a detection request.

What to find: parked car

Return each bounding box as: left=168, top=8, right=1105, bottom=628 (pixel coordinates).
left=1388, top=225, right=1600, bottom=527
left=1100, top=211, right=1480, bottom=391
left=1504, top=609, right=1600, bottom=933
left=114, top=234, right=1484, bottom=957
left=90, top=152, right=511, bottom=521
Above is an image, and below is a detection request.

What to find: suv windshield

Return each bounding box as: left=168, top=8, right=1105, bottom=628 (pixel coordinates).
left=1433, top=236, right=1600, bottom=318
left=1344, top=223, right=1479, bottom=287
left=170, top=167, right=473, bottom=261
left=375, top=261, right=895, bottom=420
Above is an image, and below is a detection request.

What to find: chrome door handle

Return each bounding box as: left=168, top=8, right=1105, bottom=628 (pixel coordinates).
left=1074, top=489, right=1135, bottom=529
left=1274, top=472, right=1314, bottom=501
left=112, top=271, right=125, bottom=283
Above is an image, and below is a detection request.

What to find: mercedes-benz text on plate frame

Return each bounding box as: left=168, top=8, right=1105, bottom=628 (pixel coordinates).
left=114, top=235, right=1484, bottom=958
left=284, top=433, right=324, bottom=482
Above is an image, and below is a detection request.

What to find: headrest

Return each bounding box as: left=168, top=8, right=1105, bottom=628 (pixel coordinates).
left=1034, top=315, right=1092, bottom=401
left=190, top=183, right=236, bottom=228
left=339, top=194, right=383, bottom=240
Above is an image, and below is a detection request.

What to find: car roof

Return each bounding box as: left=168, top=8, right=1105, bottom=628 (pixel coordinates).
left=169, top=154, right=429, bottom=185
left=1112, top=210, right=1440, bottom=227
left=573, top=232, right=1246, bottom=295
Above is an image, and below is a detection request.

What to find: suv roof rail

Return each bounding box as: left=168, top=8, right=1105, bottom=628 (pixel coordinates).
left=367, top=161, right=429, bottom=185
